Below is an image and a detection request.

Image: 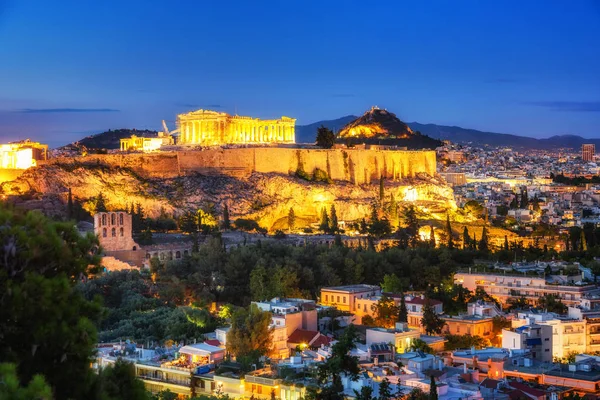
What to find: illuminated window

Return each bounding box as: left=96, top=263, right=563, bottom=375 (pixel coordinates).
left=337, top=296, right=340, bottom=303
left=111, top=228, right=116, bottom=237
left=325, top=295, right=328, bottom=302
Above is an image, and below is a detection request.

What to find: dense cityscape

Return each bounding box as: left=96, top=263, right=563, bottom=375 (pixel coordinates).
left=2, top=2, right=600, bottom=400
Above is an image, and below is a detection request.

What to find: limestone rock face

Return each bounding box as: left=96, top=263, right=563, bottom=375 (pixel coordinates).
left=1, top=162, right=456, bottom=231
left=338, top=107, right=413, bottom=139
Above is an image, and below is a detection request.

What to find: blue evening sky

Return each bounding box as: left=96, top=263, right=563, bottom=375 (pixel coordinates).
left=0, top=0, right=599, bottom=147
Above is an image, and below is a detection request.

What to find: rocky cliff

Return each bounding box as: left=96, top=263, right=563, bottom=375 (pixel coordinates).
left=1, top=160, right=456, bottom=231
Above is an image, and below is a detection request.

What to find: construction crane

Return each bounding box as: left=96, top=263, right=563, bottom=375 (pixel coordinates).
left=161, top=120, right=180, bottom=137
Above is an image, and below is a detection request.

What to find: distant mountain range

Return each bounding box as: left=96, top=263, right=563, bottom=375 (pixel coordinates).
left=64, top=118, right=598, bottom=151
left=297, top=117, right=600, bottom=150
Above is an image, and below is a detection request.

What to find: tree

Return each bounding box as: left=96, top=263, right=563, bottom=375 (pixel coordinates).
left=329, top=204, right=339, bottom=233
left=0, top=206, right=103, bottom=399
left=429, top=226, right=436, bottom=248
left=580, top=229, right=588, bottom=251
left=381, top=273, right=403, bottom=293
left=408, top=339, right=433, bottom=354
left=463, top=226, right=470, bottom=249
left=538, top=294, right=567, bottom=314
left=429, top=374, right=438, bottom=400
left=379, top=175, right=385, bottom=202
left=95, top=192, right=108, bottom=212
left=317, top=325, right=360, bottom=399
left=406, top=388, right=428, bottom=400
left=479, top=226, right=489, bottom=252
left=504, top=235, right=509, bottom=251
left=320, top=207, right=330, bottom=233
left=463, top=200, right=484, bottom=219
left=398, top=294, right=408, bottom=323
left=0, top=363, right=52, bottom=400
left=66, top=188, right=74, bottom=220
left=315, top=125, right=336, bottom=148
left=226, top=304, right=273, bottom=368
left=98, top=359, right=150, bottom=400
left=371, top=296, right=400, bottom=328
left=421, top=299, right=445, bottom=335
left=222, top=204, right=231, bottom=230
left=288, top=207, right=296, bottom=232
left=445, top=214, right=454, bottom=249
left=520, top=186, right=529, bottom=209
left=379, top=377, right=392, bottom=400
left=354, top=386, right=375, bottom=400
left=400, top=206, right=419, bottom=247
left=443, top=334, right=488, bottom=351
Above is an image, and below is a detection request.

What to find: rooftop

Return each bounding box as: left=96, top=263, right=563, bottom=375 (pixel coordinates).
left=321, top=284, right=380, bottom=293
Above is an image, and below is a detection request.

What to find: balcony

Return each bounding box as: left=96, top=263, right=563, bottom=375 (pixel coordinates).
left=245, top=375, right=282, bottom=386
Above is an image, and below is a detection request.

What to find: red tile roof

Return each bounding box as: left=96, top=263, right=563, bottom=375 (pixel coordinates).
left=287, top=329, right=319, bottom=345
left=508, top=382, right=547, bottom=398
left=204, top=339, right=221, bottom=347
left=311, top=335, right=333, bottom=347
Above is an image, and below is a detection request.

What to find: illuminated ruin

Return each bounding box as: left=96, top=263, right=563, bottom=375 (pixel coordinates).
left=0, top=139, right=48, bottom=169
left=177, top=109, right=296, bottom=146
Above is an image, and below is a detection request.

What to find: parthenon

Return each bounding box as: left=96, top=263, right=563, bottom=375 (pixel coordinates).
left=177, top=109, right=296, bottom=146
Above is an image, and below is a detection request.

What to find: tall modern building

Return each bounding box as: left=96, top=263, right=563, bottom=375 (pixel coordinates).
left=582, top=144, right=595, bottom=161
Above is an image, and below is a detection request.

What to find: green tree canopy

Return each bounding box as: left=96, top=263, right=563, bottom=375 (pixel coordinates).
left=226, top=304, right=273, bottom=368
left=316, top=125, right=336, bottom=148
left=0, top=206, right=103, bottom=399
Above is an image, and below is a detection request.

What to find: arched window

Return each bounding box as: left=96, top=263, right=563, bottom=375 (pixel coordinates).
left=111, top=227, right=116, bottom=237
left=101, top=214, right=106, bottom=225
left=102, top=228, right=107, bottom=237
left=111, top=214, right=116, bottom=225
left=184, top=250, right=189, bottom=256
left=119, top=213, right=124, bottom=225
left=176, top=251, right=181, bottom=259
left=119, top=227, right=124, bottom=237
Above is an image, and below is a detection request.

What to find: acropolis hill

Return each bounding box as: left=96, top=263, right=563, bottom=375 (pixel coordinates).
left=0, top=108, right=456, bottom=230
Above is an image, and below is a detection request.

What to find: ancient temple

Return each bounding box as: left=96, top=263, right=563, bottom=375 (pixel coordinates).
left=177, top=109, right=296, bottom=146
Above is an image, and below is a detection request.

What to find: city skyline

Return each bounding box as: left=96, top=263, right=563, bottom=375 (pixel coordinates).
left=0, top=0, right=599, bottom=147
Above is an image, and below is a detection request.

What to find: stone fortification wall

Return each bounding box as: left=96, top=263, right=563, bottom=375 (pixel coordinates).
left=47, top=148, right=436, bottom=184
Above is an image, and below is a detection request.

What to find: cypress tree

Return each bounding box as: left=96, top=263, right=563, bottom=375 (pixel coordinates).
left=288, top=207, right=296, bottom=232
left=429, top=226, right=435, bottom=248
left=320, top=207, right=330, bottom=232
left=379, top=175, right=385, bottom=202
left=463, top=226, right=470, bottom=249
left=581, top=230, right=588, bottom=252
left=398, top=294, right=408, bottom=323
left=95, top=192, right=107, bottom=213
left=67, top=188, right=73, bottom=219
left=330, top=204, right=338, bottom=233
left=222, top=204, right=231, bottom=229
left=479, top=226, right=489, bottom=252
left=446, top=214, right=454, bottom=249
left=504, top=235, right=509, bottom=251
left=429, top=374, right=438, bottom=400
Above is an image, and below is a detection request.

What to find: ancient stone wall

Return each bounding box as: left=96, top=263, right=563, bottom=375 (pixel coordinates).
left=47, top=148, right=436, bottom=184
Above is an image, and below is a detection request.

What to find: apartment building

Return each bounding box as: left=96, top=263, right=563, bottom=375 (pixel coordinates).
left=502, top=324, right=553, bottom=362
left=455, top=272, right=600, bottom=307
left=320, top=284, right=381, bottom=312
left=252, top=298, right=317, bottom=359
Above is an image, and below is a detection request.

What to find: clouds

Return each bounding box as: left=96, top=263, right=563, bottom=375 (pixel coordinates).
left=14, top=108, right=120, bottom=113
left=526, top=101, right=600, bottom=112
